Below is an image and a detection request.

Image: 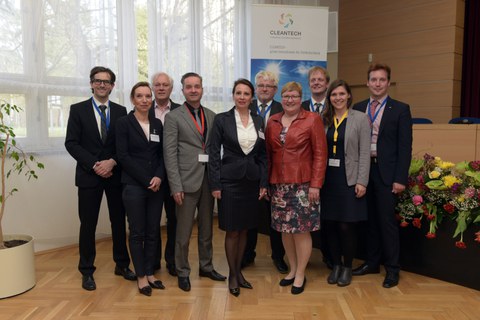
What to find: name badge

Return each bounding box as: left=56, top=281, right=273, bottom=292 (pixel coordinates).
left=328, top=158, right=340, bottom=167
left=198, top=154, right=209, bottom=163
left=258, top=131, right=265, bottom=140
left=370, top=143, right=377, bottom=152
left=150, top=134, right=160, bottom=142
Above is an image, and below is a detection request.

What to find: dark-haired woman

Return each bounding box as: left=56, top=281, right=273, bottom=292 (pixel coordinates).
left=208, top=78, right=268, bottom=297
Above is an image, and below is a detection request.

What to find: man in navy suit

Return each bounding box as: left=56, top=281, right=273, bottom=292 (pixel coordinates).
left=65, top=66, right=135, bottom=291
left=242, top=70, right=288, bottom=274
left=150, top=71, right=180, bottom=276
left=301, top=66, right=330, bottom=117
left=351, top=63, right=412, bottom=288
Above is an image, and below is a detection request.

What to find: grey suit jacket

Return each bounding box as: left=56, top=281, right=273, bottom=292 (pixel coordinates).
left=163, top=103, right=216, bottom=193
left=326, top=109, right=371, bottom=187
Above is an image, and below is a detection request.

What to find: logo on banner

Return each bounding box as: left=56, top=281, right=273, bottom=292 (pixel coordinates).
left=278, top=13, right=293, bottom=28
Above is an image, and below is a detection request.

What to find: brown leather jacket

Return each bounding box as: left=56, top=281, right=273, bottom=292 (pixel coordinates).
left=266, top=109, right=327, bottom=188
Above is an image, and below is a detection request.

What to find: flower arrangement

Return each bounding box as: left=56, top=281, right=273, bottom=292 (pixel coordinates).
left=396, top=153, right=480, bottom=249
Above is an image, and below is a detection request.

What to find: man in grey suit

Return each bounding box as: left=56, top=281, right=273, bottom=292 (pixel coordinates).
left=163, top=72, right=226, bottom=291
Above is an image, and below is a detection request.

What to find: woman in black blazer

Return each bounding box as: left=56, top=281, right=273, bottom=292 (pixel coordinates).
left=207, top=79, right=268, bottom=297
left=116, top=82, right=165, bottom=296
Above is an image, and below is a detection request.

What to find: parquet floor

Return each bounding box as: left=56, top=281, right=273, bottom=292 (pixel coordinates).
left=1, top=225, right=480, bottom=320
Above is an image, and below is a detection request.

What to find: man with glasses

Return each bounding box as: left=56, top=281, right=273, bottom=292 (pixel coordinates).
left=243, top=70, right=288, bottom=274
left=65, top=66, right=135, bottom=291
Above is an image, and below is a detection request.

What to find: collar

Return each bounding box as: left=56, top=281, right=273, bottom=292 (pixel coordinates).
left=155, top=100, right=171, bottom=110
left=370, top=95, right=388, bottom=105
left=92, top=97, right=109, bottom=108
left=257, top=100, right=273, bottom=107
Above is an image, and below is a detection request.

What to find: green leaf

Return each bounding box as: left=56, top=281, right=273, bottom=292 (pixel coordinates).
left=425, top=180, right=447, bottom=190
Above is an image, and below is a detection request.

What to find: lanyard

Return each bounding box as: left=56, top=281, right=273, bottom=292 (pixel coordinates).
left=367, top=98, right=387, bottom=124
left=256, top=102, right=272, bottom=119
left=332, top=110, right=348, bottom=156
left=186, top=105, right=206, bottom=150
left=309, top=99, right=322, bottom=113
left=92, top=99, right=110, bottom=131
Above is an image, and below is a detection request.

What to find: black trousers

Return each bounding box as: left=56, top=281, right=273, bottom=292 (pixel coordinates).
left=155, top=181, right=177, bottom=267
left=77, top=182, right=130, bottom=276
left=365, top=163, right=400, bottom=274
left=244, top=199, right=285, bottom=261
left=123, top=184, right=164, bottom=277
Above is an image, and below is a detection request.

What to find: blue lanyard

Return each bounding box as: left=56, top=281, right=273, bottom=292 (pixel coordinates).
left=92, top=99, right=110, bottom=131
left=368, top=98, right=387, bottom=124
left=309, top=99, right=322, bottom=113
left=256, top=102, right=272, bottom=119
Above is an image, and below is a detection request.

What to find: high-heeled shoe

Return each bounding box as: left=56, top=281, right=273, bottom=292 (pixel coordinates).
left=229, top=287, right=240, bottom=297
left=279, top=277, right=295, bottom=287
left=291, top=277, right=306, bottom=295
left=239, top=280, right=253, bottom=289
left=148, top=280, right=165, bottom=289
left=138, top=285, right=152, bottom=296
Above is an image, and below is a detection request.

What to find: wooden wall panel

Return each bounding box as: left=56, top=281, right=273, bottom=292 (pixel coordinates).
left=338, top=0, right=464, bottom=123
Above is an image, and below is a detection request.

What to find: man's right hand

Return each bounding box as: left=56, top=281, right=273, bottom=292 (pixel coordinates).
left=173, top=192, right=184, bottom=205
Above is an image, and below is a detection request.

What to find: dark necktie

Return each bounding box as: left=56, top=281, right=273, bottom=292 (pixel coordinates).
left=99, top=105, right=107, bottom=144
left=260, top=104, right=267, bottom=117
left=193, top=108, right=202, bottom=127
left=314, top=102, right=322, bottom=113
left=370, top=100, right=379, bottom=118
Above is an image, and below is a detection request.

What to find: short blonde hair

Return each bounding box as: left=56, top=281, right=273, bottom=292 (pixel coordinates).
left=255, top=70, right=279, bottom=86
left=281, top=81, right=302, bottom=97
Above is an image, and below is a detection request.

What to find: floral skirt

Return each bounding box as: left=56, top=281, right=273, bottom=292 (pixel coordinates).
left=270, top=183, right=320, bottom=233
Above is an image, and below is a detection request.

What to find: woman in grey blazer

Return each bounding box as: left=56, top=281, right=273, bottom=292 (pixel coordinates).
left=320, top=80, right=371, bottom=287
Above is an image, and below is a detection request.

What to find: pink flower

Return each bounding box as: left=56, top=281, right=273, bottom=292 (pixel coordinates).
left=412, top=195, right=423, bottom=206
left=464, top=187, right=476, bottom=199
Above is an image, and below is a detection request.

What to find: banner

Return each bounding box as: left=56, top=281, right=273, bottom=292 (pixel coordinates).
left=251, top=5, right=329, bottom=100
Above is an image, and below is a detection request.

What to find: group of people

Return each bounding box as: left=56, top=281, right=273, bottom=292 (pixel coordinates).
left=65, top=62, right=412, bottom=298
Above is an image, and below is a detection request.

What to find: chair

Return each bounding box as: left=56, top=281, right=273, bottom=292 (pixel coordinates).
left=448, top=117, right=480, bottom=124
left=412, top=117, right=433, bottom=124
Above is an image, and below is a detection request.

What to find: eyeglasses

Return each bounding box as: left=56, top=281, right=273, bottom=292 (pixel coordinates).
left=257, top=84, right=276, bottom=89
left=281, top=95, right=301, bottom=101
left=92, top=79, right=112, bottom=85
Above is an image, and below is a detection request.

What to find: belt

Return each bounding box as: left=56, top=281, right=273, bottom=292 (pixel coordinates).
left=371, top=157, right=378, bottom=164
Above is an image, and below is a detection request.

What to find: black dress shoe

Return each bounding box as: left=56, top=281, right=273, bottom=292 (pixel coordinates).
left=82, top=275, right=96, bottom=291
left=167, top=264, right=178, bottom=277
left=239, top=280, right=253, bottom=289
left=327, top=265, right=342, bottom=284
left=337, top=267, right=352, bottom=287
left=114, top=266, right=137, bottom=281
left=199, top=269, right=227, bottom=281
left=279, top=277, right=295, bottom=287
left=178, top=276, right=191, bottom=292
left=273, top=259, right=288, bottom=274
left=291, top=277, right=306, bottom=295
left=148, top=280, right=166, bottom=289
left=138, top=285, right=152, bottom=296
left=352, top=263, right=380, bottom=276
left=383, top=273, right=399, bottom=288
left=229, top=287, right=240, bottom=297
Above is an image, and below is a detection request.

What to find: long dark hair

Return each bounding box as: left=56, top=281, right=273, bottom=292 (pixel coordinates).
left=323, top=79, right=353, bottom=128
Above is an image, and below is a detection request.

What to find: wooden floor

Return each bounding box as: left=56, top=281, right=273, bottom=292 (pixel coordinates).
left=1, top=226, right=480, bottom=320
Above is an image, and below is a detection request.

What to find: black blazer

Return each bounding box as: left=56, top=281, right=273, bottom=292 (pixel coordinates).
left=207, top=107, right=268, bottom=191
left=353, top=96, right=412, bottom=186
left=301, top=100, right=310, bottom=112
left=65, top=98, right=127, bottom=188
left=249, top=99, right=283, bottom=120
left=148, top=99, right=181, bottom=119
left=116, top=111, right=165, bottom=188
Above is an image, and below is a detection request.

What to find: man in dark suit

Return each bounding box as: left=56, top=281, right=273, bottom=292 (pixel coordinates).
left=243, top=70, right=288, bottom=274
left=163, top=72, right=226, bottom=292
left=300, top=66, right=333, bottom=269
left=351, top=63, right=412, bottom=288
left=65, top=66, right=135, bottom=291
left=150, top=71, right=180, bottom=277
left=301, top=66, right=330, bottom=117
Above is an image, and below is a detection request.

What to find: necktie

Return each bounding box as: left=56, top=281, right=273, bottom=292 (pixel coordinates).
left=370, top=100, right=379, bottom=118
left=193, top=108, right=202, bottom=127
left=260, top=104, right=267, bottom=117
left=314, top=102, right=322, bottom=113
left=99, top=105, right=107, bottom=144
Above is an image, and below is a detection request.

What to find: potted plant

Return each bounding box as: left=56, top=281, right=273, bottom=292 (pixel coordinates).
left=0, top=101, right=44, bottom=298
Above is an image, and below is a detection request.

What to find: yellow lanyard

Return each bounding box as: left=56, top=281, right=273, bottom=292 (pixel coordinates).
left=332, top=111, right=348, bottom=156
